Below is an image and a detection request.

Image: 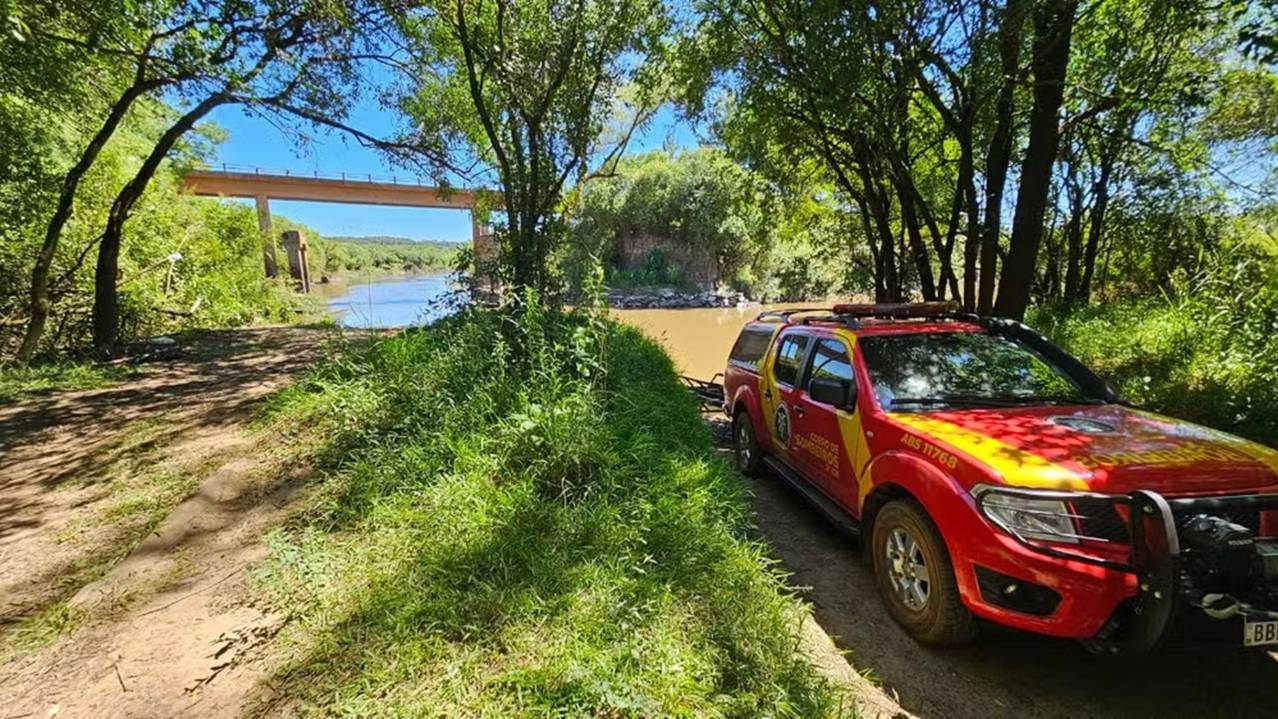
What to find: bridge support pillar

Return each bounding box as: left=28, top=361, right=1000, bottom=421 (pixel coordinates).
left=256, top=195, right=279, bottom=278
left=471, top=213, right=500, bottom=295
left=280, top=230, right=311, bottom=293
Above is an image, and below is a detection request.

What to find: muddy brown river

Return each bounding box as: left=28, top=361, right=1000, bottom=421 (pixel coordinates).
left=612, top=304, right=795, bottom=380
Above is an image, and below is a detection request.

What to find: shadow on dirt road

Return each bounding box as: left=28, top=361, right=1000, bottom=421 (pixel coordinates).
left=743, top=472, right=1278, bottom=719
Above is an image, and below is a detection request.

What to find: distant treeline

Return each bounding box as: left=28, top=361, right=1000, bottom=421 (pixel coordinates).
left=303, top=233, right=463, bottom=276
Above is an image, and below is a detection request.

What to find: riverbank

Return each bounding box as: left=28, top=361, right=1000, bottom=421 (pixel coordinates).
left=605, top=286, right=753, bottom=309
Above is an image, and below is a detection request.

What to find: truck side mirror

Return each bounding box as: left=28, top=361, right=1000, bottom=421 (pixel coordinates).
left=809, top=377, right=856, bottom=410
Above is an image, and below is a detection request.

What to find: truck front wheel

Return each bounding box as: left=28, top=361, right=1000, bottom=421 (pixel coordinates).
left=871, top=499, right=977, bottom=645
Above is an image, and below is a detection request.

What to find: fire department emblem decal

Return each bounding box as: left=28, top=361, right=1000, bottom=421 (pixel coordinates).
left=773, top=404, right=791, bottom=444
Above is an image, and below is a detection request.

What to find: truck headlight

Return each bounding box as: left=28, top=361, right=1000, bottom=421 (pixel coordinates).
left=973, top=486, right=1080, bottom=544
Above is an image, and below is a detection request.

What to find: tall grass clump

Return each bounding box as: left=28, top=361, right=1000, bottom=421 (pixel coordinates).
left=252, top=297, right=849, bottom=717
left=1033, top=249, right=1278, bottom=446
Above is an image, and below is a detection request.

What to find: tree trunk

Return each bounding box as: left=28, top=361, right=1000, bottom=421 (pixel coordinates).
left=868, top=184, right=900, bottom=301
left=854, top=155, right=900, bottom=301
left=92, top=94, right=230, bottom=356
left=943, top=140, right=976, bottom=305
left=1043, top=224, right=1061, bottom=298
left=14, top=80, right=160, bottom=364
left=994, top=0, right=1078, bottom=321
left=898, top=186, right=937, bottom=301
left=977, top=0, right=1029, bottom=315
left=1061, top=167, right=1085, bottom=302
left=852, top=195, right=886, bottom=301
left=1079, top=155, right=1114, bottom=302
left=886, top=145, right=946, bottom=302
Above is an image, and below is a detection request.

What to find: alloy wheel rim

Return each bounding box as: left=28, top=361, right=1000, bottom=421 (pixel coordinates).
left=885, top=526, right=930, bottom=611
left=736, top=422, right=752, bottom=468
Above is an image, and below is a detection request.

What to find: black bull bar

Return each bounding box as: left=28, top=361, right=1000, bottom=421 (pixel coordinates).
left=975, top=487, right=1278, bottom=654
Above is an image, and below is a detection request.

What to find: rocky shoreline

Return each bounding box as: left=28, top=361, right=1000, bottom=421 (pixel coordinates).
left=605, top=287, right=756, bottom=309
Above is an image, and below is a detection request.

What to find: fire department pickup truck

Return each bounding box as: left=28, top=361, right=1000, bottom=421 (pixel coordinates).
left=723, top=303, right=1278, bottom=653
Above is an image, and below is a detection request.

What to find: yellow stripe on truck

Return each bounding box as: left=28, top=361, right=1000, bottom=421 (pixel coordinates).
left=832, top=328, right=877, bottom=510
left=889, top=413, right=1090, bottom=490
left=1127, top=406, right=1278, bottom=476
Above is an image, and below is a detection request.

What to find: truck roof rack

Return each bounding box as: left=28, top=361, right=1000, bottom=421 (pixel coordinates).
left=829, top=301, right=959, bottom=318
left=755, top=302, right=965, bottom=326
left=754, top=307, right=831, bottom=323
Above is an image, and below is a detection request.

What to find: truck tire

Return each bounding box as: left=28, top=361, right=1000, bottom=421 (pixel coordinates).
left=871, top=499, right=977, bottom=646
left=733, top=409, right=764, bottom=477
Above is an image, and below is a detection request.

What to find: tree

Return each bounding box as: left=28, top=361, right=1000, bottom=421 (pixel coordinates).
left=390, top=0, right=669, bottom=296
left=7, top=0, right=168, bottom=363
left=975, top=0, right=1027, bottom=313
left=9, top=0, right=359, bottom=359
left=995, top=0, right=1078, bottom=320
left=570, top=148, right=775, bottom=287
left=687, top=0, right=1029, bottom=304
left=1030, top=0, right=1253, bottom=306
left=88, top=0, right=387, bottom=355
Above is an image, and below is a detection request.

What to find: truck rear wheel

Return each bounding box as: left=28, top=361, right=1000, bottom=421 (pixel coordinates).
left=733, top=409, right=764, bottom=477
left=871, top=499, right=977, bottom=645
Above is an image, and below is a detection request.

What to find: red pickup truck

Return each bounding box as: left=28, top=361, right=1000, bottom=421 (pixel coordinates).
left=723, top=303, right=1278, bottom=653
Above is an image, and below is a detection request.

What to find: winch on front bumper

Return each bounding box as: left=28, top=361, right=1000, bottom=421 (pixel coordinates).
left=974, top=488, right=1278, bottom=654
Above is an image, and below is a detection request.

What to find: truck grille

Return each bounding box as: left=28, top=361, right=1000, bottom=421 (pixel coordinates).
left=1071, top=500, right=1265, bottom=545
left=1072, top=497, right=1129, bottom=543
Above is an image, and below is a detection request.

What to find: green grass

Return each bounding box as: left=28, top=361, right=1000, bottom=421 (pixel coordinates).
left=250, top=306, right=850, bottom=717
left=0, top=361, right=141, bottom=402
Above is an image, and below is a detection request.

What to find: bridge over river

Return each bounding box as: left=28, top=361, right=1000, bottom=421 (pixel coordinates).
left=180, top=165, right=498, bottom=289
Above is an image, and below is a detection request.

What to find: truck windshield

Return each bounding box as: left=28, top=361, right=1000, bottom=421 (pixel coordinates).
left=858, top=331, right=1097, bottom=411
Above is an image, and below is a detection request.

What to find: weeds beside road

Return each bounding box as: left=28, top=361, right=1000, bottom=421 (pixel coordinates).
left=1034, top=264, right=1278, bottom=447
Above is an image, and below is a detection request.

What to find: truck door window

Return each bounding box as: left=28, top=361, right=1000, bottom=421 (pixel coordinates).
left=729, top=326, right=776, bottom=370
left=806, top=339, right=854, bottom=386
left=773, top=334, right=810, bottom=387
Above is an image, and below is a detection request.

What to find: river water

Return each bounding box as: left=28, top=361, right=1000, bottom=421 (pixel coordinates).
left=318, top=271, right=462, bottom=328
left=320, top=273, right=791, bottom=380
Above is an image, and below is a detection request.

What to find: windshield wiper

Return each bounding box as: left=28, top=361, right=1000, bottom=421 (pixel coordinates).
left=890, top=394, right=1102, bottom=409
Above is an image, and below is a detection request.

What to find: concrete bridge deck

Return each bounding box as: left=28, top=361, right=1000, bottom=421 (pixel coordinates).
left=180, top=169, right=485, bottom=210
left=179, top=167, right=498, bottom=287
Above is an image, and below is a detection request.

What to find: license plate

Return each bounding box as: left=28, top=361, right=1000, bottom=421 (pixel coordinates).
left=1244, top=619, right=1278, bottom=647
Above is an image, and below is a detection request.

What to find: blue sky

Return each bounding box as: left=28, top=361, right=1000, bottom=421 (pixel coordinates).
left=207, top=93, right=701, bottom=243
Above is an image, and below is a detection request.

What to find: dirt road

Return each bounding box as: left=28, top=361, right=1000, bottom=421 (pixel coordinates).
left=741, top=465, right=1278, bottom=718
left=0, top=327, right=344, bottom=717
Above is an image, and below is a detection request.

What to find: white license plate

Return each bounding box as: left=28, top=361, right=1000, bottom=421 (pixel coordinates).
left=1244, top=620, right=1278, bottom=647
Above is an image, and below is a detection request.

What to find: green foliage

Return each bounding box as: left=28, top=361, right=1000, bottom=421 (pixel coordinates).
left=252, top=308, right=848, bottom=716
left=394, top=0, right=671, bottom=295
left=604, top=248, right=692, bottom=289
left=571, top=149, right=768, bottom=288
left=569, top=149, right=851, bottom=299
left=0, top=89, right=305, bottom=357
left=1035, top=245, right=1278, bottom=446
left=681, top=0, right=1278, bottom=310
left=309, top=236, right=460, bottom=276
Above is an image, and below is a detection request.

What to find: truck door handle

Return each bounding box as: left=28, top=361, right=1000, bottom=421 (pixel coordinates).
left=794, top=406, right=805, bottom=417
left=764, top=389, right=772, bottom=399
